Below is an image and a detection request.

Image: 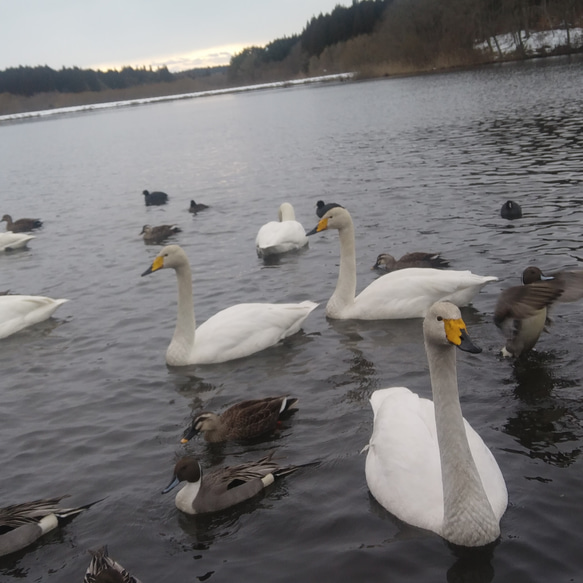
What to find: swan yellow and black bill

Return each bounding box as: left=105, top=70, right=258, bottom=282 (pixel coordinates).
left=141, top=255, right=165, bottom=276
left=306, top=217, right=329, bottom=236
left=444, top=318, right=481, bottom=354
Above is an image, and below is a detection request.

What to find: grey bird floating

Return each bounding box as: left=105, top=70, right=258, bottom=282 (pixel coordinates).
left=500, top=200, right=522, bottom=220
left=181, top=396, right=298, bottom=444
left=162, top=452, right=300, bottom=514
left=189, top=200, right=209, bottom=213
left=84, top=545, right=143, bottom=583
left=142, top=190, right=168, bottom=206
left=494, top=266, right=583, bottom=357
left=1, top=214, right=42, bottom=232
left=373, top=252, right=450, bottom=272
left=315, top=200, right=343, bottom=218
left=0, top=496, right=99, bottom=557
left=140, top=224, right=181, bottom=244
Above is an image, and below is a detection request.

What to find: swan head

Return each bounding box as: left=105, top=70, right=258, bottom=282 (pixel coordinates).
left=307, top=206, right=351, bottom=235
left=180, top=412, right=220, bottom=443
left=424, top=302, right=481, bottom=354
left=141, top=244, right=188, bottom=276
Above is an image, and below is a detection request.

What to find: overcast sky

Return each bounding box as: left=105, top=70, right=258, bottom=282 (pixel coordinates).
left=0, top=0, right=350, bottom=72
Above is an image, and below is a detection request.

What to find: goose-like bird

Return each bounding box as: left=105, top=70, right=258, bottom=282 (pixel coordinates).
left=316, top=200, right=343, bottom=218
left=84, top=546, right=143, bottom=583
left=162, top=453, right=299, bottom=514
left=494, top=266, right=583, bottom=357
left=255, top=202, right=309, bottom=257
left=500, top=200, right=522, bottom=220
left=1, top=214, right=42, bottom=232
left=182, top=396, right=298, bottom=443
left=307, top=207, right=497, bottom=319
left=364, top=302, right=508, bottom=547
left=373, top=252, right=449, bottom=272
left=141, top=245, right=317, bottom=365
left=142, top=190, right=168, bottom=206
left=140, top=224, right=181, bottom=244
left=0, top=497, right=96, bottom=557
left=189, top=200, right=209, bottom=213
left=0, top=232, right=35, bottom=252
left=0, top=295, right=69, bottom=339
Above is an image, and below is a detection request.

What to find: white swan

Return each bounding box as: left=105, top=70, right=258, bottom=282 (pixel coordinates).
left=0, top=232, right=35, bottom=252
left=308, top=207, right=497, bottom=319
left=0, top=295, right=69, bottom=339
left=141, top=245, right=318, bottom=365
left=255, top=202, right=308, bottom=257
left=364, top=302, right=507, bottom=547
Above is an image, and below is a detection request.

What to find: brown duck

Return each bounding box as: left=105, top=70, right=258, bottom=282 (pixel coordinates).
left=1, top=214, right=43, bottom=233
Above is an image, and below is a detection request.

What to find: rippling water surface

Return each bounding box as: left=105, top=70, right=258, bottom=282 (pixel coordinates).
left=1, top=55, right=583, bottom=582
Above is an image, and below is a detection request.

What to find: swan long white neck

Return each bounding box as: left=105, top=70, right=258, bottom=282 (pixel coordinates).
left=327, top=219, right=357, bottom=317
left=168, top=261, right=196, bottom=365
left=427, top=341, right=500, bottom=546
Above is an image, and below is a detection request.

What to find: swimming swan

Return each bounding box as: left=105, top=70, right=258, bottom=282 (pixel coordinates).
left=307, top=207, right=497, bottom=319
left=0, top=232, right=35, bottom=252
left=141, top=244, right=318, bottom=365
left=0, top=295, right=69, bottom=339
left=364, top=301, right=508, bottom=547
left=255, top=202, right=308, bottom=257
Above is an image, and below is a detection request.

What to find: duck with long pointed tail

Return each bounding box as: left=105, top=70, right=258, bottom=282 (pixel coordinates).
left=364, top=301, right=507, bottom=547
left=141, top=245, right=317, bottom=365
left=307, top=207, right=497, bottom=320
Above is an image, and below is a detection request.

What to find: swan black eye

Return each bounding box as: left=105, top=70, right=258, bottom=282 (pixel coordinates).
left=437, top=316, right=443, bottom=321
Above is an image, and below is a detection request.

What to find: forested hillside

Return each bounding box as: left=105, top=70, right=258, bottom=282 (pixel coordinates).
left=0, top=0, right=581, bottom=114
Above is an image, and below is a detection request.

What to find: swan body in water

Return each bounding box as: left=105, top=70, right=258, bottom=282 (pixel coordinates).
left=308, top=207, right=497, bottom=319
left=364, top=301, right=508, bottom=547
left=141, top=245, right=317, bottom=365
left=255, top=202, right=308, bottom=257
left=0, top=295, right=68, bottom=339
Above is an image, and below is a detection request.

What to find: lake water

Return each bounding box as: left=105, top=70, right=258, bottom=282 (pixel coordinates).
left=1, top=54, right=583, bottom=582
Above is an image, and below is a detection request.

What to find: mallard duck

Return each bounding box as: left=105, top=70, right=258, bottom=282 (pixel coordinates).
left=500, top=200, right=522, bottom=220
left=364, top=302, right=507, bottom=547
left=0, top=232, right=35, bottom=252
left=373, top=252, right=449, bottom=272
left=142, top=190, right=168, bottom=206
left=182, top=396, right=298, bottom=443
left=1, top=214, right=42, bottom=233
left=189, top=200, right=209, bottom=213
left=162, top=453, right=299, bottom=514
left=255, top=202, right=309, bottom=257
left=0, top=294, right=69, bottom=339
left=494, top=266, right=583, bottom=357
left=316, top=200, right=343, bottom=218
left=84, top=545, right=143, bottom=583
left=307, top=207, right=497, bottom=319
left=0, top=496, right=96, bottom=557
left=141, top=245, right=317, bottom=365
left=140, top=224, right=181, bottom=244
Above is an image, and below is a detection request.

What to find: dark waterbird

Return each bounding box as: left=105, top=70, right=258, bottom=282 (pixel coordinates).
left=142, top=190, right=168, bottom=206
left=315, top=200, right=343, bottom=218
left=140, top=224, right=181, bottom=244
left=373, top=252, right=450, bottom=272
left=500, top=200, right=522, bottom=220
left=189, top=199, right=209, bottom=213
left=1, top=214, right=42, bottom=232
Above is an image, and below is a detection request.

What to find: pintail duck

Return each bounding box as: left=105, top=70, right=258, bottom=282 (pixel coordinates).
left=182, top=396, right=298, bottom=443
left=316, top=200, right=343, bottom=218
left=373, top=252, right=449, bottom=272
left=162, top=452, right=300, bottom=514
left=140, top=224, right=181, bottom=244
left=364, top=302, right=507, bottom=547
left=307, top=206, right=497, bottom=320
left=495, top=266, right=583, bottom=357
left=500, top=200, right=522, bottom=220
left=142, top=190, right=168, bottom=206
left=1, top=214, right=42, bottom=233
left=0, top=232, right=35, bottom=252
left=189, top=200, right=209, bottom=213
left=84, top=545, right=143, bottom=583
left=0, top=496, right=97, bottom=557
left=255, top=202, right=309, bottom=257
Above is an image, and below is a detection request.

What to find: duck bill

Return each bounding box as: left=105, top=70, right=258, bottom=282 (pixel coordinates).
left=457, top=328, right=482, bottom=354
left=306, top=217, right=328, bottom=236
left=180, top=425, right=198, bottom=444
left=141, top=256, right=164, bottom=277
left=162, top=475, right=180, bottom=494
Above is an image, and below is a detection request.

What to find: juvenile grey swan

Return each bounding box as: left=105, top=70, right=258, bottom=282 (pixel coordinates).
left=364, top=301, right=508, bottom=547
left=141, top=245, right=317, bottom=365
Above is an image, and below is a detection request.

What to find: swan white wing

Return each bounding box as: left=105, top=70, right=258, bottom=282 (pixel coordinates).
left=0, top=233, right=35, bottom=251
left=0, top=296, right=69, bottom=339
left=350, top=269, right=497, bottom=319
left=190, top=301, right=318, bottom=364
left=256, top=221, right=308, bottom=256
